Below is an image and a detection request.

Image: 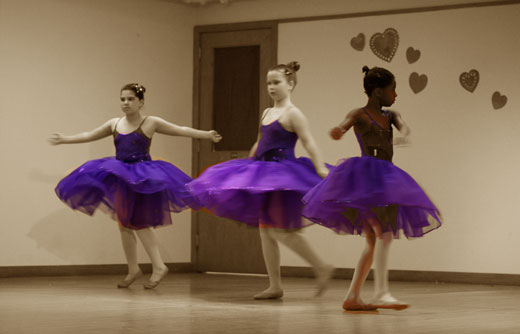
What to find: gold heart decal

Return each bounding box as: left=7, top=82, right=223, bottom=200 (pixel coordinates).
left=492, top=91, right=507, bottom=109
left=350, top=33, right=365, bottom=51
left=459, top=69, right=479, bottom=93
left=406, top=47, right=421, bottom=64
left=409, top=72, right=428, bottom=94
left=370, top=28, right=399, bottom=63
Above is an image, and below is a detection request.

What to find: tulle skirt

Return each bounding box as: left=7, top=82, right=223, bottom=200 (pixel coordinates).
left=302, top=156, right=442, bottom=238
left=55, top=157, right=199, bottom=229
left=187, top=156, right=323, bottom=228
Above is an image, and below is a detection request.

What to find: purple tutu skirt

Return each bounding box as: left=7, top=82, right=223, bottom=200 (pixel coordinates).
left=187, top=157, right=323, bottom=228
left=55, top=157, right=200, bottom=229
left=302, top=157, right=441, bottom=238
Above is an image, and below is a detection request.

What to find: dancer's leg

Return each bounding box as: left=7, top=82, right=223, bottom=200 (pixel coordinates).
left=255, top=227, right=283, bottom=299
left=270, top=228, right=334, bottom=296
left=117, top=226, right=143, bottom=288
left=135, top=227, right=168, bottom=288
left=372, top=231, right=409, bottom=310
left=343, top=221, right=376, bottom=308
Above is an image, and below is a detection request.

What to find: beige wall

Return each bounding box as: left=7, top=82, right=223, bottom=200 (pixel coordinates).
left=192, top=0, right=505, bottom=25
left=2, top=0, right=518, bottom=275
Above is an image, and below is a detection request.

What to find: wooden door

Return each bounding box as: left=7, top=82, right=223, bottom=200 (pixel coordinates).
left=192, top=23, right=277, bottom=273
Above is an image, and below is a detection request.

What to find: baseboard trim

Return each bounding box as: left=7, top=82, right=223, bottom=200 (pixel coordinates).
left=2, top=264, right=518, bottom=285
left=281, top=266, right=520, bottom=286
left=0, top=263, right=194, bottom=278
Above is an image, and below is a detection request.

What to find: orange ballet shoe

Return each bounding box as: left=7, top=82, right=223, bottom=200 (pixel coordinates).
left=342, top=300, right=378, bottom=311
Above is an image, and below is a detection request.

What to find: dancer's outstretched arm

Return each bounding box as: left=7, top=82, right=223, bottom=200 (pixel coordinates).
left=151, top=116, right=221, bottom=142
left=48, top=118, right=118, bottom=145
left=330, top=108, right=363, bottom=140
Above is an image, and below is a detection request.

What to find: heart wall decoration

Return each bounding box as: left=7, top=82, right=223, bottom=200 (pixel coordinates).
left=492, top=91, right=507, bottom=109
left=409, top=72, right=428, bottom=94
left=350, top=33, right=365, bottom=51
left=370, top=28, right=399, bottom=62
left=459, top=69, right=479, bottom=93
left=406, top=47, right=421, bottom=64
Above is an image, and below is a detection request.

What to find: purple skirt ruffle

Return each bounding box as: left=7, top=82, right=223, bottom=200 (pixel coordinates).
left=55, top=157, right=199, bottom=229
left=302, top=157, right=441, bottom=238
left=187, top=157, right=323, bottom=228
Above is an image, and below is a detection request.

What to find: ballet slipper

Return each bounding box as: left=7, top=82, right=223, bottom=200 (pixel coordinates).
left=342, top=299, right=378, bottom=311
left=371, top=300, right=409, bottom=310
left=117, top=270, right=143, bottom=288
left=315, top=264, right=335, bottom=297
left=143, top=267, right=169, bottom=289
left=372, top=294, right=409, bottom=310
left=253, top=289, right=284, bottom=300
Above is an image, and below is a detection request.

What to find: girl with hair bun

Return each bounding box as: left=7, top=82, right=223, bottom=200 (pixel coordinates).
left=189, top=62, right=334, bottom=300
left=303, top=66, right=442, bottom=311
left=50, top=83, right=221, bottom=289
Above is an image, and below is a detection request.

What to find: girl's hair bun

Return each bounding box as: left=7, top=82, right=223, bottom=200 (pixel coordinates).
left=287, top=61, right=300, bottom=72
left=362, top=66, right=395, bottom=96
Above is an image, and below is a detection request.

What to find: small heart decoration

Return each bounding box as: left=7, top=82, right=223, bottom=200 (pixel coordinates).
left=350, top=33, right=365, bottom=51
left=406, top=47, right=421, bottom=64
left=492, top=91, right=507, bottom=109
left=459, top=69, right=479, bottom=93
left=409, top=72, right=428, bottom=94
left=370, top=28, right=399, bottom=63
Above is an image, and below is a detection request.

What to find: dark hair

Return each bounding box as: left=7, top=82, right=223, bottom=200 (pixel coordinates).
left=362, top=66, right=395, bottom=96
left=269, top=61, right=300, bottom=87
left=121, top=83, right=146, bottom=100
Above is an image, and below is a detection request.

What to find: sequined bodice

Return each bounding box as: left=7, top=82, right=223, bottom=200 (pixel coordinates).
left=355, top=109, right=393, bottom=162
left=255, top=121, right=297, bottom=161
left=113, top=118, right=151, bottom=163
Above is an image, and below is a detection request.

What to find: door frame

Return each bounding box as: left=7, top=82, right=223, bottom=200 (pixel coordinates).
left=191, top=21, right=278, bottom=270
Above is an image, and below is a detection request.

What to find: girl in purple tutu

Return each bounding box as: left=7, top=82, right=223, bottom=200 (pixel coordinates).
left=49, top=83, right=221, bottom=289
left=188, top=62, right=334, bottom=299
left=303, top=66, right=442, bottom=311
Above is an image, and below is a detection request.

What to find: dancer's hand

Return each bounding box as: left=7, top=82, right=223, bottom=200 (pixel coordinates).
left=209, top=130, right=222, bottom=143
left=48, top=133, right=65, bottom=145
left=330, top=127, right=345, bottom=140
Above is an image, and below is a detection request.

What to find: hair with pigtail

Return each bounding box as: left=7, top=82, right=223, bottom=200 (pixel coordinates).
left=269, top=61, right=301, bottom=87
left=362, top=66, right=395, bottom=96
left=121, top=83, right=147, bottom=100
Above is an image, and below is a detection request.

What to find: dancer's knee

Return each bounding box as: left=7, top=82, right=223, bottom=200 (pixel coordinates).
left=119, top=225, right=134, bottom=234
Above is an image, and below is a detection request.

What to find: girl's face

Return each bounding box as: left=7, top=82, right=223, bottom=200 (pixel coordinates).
left=120, top=90, right=143, bottom=114
left=266, top=70, right=294, bottom=101
left=379, top=80, right=397, bottom=107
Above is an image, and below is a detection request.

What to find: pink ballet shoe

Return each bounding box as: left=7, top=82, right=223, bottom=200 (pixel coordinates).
left=143, top=267, right=169, bottom=289
left=253, top=289, right=284, bottom=300
left=117, top=270, right=143, bottom=289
